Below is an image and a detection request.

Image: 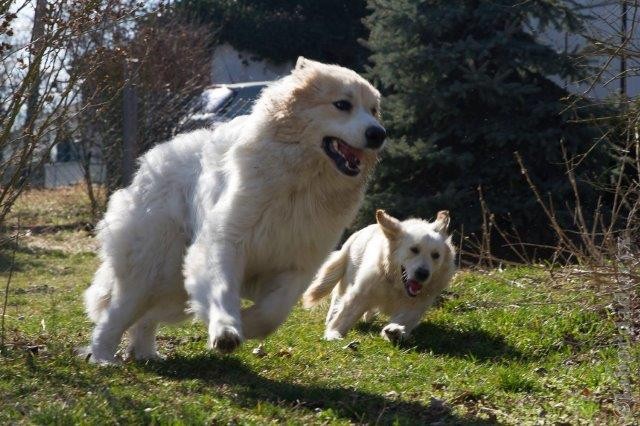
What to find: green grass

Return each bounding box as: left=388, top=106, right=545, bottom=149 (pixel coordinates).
left=1, top=187, right=638, bottom=424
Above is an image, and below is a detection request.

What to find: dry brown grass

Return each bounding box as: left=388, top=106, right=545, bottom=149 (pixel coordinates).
left=4, top=184, right=97, bottom=254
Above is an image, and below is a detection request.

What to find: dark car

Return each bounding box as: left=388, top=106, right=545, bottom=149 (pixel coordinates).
left=176, top=82, right=269, bottom=134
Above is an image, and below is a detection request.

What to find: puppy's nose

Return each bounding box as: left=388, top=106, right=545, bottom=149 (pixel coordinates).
left=365, top=125, right=386, bottom=149
left=415, top=267, right=430, bottom=282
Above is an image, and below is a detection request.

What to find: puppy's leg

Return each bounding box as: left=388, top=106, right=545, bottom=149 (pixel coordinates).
left=184, top=238, right=244, bottom=354
left=324, top=290, right=368, bottom=341
left=381, top=308, right=425, bottom=343
left=241, top=270, right=309, bottom=339
left=325, top=286, right=344, bottom=326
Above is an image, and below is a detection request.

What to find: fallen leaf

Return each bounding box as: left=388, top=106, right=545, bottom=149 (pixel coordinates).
left=342, top=340, right=360, bottom=351
left=252, top=344, right=267, bottom=357
left=276, top=347, right=293, bottom=357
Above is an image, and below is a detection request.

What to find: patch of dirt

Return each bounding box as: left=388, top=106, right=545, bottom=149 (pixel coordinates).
left=20, top=230, right=99, bottom=254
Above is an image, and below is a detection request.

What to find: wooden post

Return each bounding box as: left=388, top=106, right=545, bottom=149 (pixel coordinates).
left=24, top=0, right=47, bottom=132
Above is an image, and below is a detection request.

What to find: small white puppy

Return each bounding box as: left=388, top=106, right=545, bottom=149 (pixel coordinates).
left=303, top=209, right=456, bottom=342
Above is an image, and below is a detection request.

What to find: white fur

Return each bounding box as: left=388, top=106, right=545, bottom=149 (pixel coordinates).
left=84, top=58, right=383, bottom=363
left=303, top=210, right=456, bottom=343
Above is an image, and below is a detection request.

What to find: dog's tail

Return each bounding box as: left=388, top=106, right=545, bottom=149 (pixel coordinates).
left=84, top=262, right=114, bottom=323
left=303, top=235, right=354, bottom=308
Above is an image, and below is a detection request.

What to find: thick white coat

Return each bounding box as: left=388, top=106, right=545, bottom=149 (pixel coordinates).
left=303, top=211, right=456, bottom=342
left=84, top=58, right=382, bottom=362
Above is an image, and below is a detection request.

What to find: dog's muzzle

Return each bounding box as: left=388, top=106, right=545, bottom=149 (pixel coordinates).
left=322, top=136, right=364, bottom=177
left=401, top=266, right=423, bottom=297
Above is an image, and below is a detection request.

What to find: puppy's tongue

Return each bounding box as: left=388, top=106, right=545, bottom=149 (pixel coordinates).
left=405, top=279, right=423, bottom=297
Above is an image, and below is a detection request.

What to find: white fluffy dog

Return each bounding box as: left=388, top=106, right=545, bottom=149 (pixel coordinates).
left=303, top=210, right=456, bottom=343
left=84, top=58, right=386, bottom=363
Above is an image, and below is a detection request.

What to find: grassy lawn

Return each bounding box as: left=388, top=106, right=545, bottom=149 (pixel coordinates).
left=1, top=186, right=637, bottom=424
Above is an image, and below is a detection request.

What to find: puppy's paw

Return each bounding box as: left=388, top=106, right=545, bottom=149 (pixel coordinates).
left=209, top=326, right=243, bottom=354
left=324, top=329, right=344, bottom=341
left=381, top=324, right=407, bottom=343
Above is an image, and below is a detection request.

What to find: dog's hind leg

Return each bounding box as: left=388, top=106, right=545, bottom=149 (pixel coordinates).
left=325, top=288, right=342, bottom=325
left=241, top=270, right=310, bottom=339
left=89, top=289, right=149, bottom=364
left=324, top=290, right=368, bottom=341
left=126, top=318, right=159, bottom=361
left=125, top=291, right=189, bottom=361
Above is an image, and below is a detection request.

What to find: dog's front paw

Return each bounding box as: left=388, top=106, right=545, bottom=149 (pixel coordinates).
left=381, top=324, right=407, bottom=343
left=324, top=329, right=344, bottom=341
left=209, top=326, right=243, bottom=354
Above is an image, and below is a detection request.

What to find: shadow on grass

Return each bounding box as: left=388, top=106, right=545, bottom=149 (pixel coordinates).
left=355, top=321, right=525, bottom=362
left=0, top=239, right=66, bottom=273
left=143, top=355, right=494, bottom=424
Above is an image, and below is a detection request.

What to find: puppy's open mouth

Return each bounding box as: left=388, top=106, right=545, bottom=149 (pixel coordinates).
left=322, top=137, right=363, bottom=176
left=401, top=266, right=422, bottom=298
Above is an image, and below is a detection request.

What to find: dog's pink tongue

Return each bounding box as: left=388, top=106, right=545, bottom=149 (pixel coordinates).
left=338, top=141, right=363, bottom=162
left=407, top=279, right=422, bottom=296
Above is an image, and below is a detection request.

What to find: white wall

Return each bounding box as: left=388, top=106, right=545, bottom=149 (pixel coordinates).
left=44, top=161, right=106, bottom=189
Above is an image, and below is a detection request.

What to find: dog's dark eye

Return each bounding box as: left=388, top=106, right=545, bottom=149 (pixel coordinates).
left=432, top=252, right=440, bottom=260
left=333, top=100, right=352, bottom=111
left=410, top=246, right=420, bottom=254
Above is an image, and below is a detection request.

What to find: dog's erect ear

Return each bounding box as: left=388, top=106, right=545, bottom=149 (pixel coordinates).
left=376, top=209, right=402, bottom=240
left=295, top=56, right=309, bottom=70
left=295, top=57, right=323, bottom=71
left=434, top=210, right=450, bottom=234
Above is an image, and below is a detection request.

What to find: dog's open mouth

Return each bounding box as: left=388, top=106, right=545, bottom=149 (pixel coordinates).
left=401, top=266, right=422, bottom=298
left=322, top=137, right=363, bottom=176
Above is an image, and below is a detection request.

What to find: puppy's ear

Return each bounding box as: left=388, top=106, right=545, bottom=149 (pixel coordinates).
left=376, top=209, right=402, bottom=240
left=434, top=210, right=450, bottom=234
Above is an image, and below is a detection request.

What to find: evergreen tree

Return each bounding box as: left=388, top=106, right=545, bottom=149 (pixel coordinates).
left=176, top=0, right=369, bottom=70
left=362, top=0, right=609, bottom=253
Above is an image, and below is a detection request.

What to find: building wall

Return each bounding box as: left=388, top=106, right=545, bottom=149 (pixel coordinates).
left=535, top=0, right=640, bottom=98
left=44, top=161, right=106, bottom=189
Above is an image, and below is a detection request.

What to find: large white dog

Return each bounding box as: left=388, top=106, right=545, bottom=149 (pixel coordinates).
left=83, top=58, right=385, bottom=363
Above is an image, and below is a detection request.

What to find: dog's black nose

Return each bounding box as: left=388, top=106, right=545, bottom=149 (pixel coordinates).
left=365, top=125, right=386, bottom=149
left=415, top=267, right=430, bottom=282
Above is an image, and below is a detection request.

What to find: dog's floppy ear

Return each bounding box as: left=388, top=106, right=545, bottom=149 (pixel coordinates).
left=434, top=210, right=450, bottom=234
left=376, top=209, right=402, bottom=240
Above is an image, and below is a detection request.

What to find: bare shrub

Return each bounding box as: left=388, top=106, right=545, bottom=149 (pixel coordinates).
left=0, top=0, right=155, bottom=228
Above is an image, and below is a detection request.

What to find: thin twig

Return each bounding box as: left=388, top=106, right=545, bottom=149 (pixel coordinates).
left=0, top=221, right=19, bottom=354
